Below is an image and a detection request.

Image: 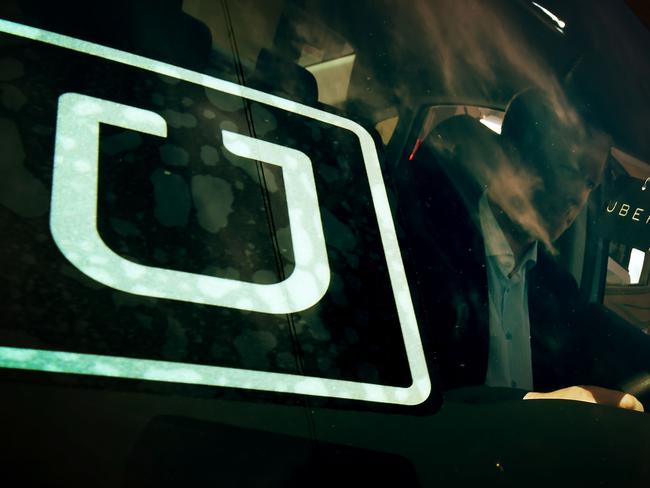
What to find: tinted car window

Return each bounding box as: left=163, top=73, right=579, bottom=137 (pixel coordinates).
left=1, top=0, right=649, bottom=486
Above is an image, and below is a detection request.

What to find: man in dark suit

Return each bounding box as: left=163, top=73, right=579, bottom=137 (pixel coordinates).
left=398, top=88, right=649, bottom=410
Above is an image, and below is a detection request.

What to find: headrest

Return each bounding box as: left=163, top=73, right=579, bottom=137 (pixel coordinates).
left=250, top=48, right=318, bottom=105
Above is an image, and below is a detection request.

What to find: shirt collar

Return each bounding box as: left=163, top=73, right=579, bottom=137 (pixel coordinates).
left=478, top=192, right=537, bottom=277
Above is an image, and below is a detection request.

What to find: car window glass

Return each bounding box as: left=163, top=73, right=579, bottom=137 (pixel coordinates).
left=2, top=1, right=650, bottom=486
left=600, top=148, right=650, bottom=332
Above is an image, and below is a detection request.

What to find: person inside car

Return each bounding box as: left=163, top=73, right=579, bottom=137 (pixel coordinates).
left=398, top=88, right=649, bottom=411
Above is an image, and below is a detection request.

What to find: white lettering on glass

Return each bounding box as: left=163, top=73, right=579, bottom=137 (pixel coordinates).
left=0, top=18, right=431, bottom=405
left=632, top=208, right=644, bottom=222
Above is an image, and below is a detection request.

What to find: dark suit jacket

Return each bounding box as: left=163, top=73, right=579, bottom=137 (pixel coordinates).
left=395, top=117, right=650, bottom=394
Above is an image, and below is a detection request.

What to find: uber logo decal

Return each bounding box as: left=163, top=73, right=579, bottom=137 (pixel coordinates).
left=0, top=19, right=431, bottom=405
left=52, top=93, right=330, bottom=315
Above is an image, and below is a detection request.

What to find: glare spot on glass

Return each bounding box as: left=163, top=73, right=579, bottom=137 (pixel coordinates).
left=628, top=248, right=645, bottom=285
left=190, top=175, right=234, bottom=233
left=159, top=144, right=189, bottom=166
left=200, top=145, right=220, bottom=166
left=72, top=158, right=93, bottom=173
left=60, top=135, right=76, bottom=150
left=161, top=109, right=197, bottom=129
left=532, top=2, right=566, bottom=33
left=479, top=115, right=503, bottom=134
left=72, top=98, right=102, bottom=115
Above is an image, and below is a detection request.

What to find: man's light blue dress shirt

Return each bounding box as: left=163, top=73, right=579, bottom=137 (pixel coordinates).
left=478, top=193, right=537, bottom=390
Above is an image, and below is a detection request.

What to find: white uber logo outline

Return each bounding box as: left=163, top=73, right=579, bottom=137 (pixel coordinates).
left=0, top=18, right=431, bottom=406
left=51, top=93, right=330, bottom=315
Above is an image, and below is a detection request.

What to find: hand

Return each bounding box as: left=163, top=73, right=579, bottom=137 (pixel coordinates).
left=523, top=385, right=644, bottom=412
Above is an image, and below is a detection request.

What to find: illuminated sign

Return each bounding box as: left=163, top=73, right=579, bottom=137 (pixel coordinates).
left=0, top=19, right=431, bottom=405
left=598, top=173, right=650, bottom=251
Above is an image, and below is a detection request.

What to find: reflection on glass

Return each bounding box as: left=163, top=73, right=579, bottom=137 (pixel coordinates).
left=532, top=2, right=566, bottom=33
left=628, top=248, right=645, bottom=285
